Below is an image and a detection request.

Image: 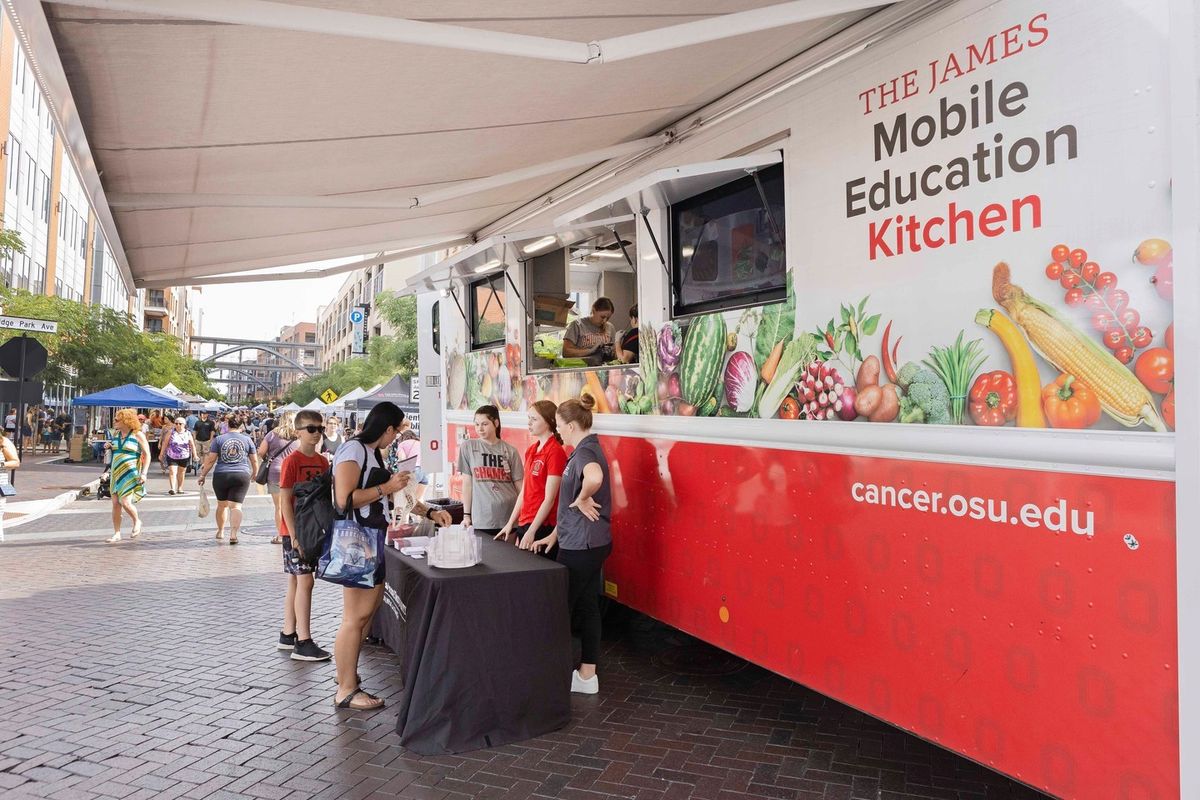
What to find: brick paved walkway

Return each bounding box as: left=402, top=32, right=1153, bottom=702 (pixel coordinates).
left=0, top=482, right=1049, bottom=800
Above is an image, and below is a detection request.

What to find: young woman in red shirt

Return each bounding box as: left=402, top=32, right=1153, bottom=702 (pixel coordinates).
left=496, top=400, right=566, bottom=558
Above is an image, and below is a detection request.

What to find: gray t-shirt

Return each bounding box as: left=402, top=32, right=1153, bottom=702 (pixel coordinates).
left=564, top=317, right=615, bottom=366
left=556, top=434, right=612, bottom=550
left=333, top=439, right=390, bottom=523
left=456, top=437, right=523, bottom=529
left=211, top=432, right=255, bottom=475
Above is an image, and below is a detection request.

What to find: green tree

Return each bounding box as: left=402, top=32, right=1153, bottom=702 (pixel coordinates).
left=282, top=292, right=418, bottom=405
left=0, top=287, right=221, bottom=396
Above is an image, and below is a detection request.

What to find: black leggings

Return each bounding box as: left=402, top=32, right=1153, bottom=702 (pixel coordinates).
left=557, top=543, right=611, bottom=666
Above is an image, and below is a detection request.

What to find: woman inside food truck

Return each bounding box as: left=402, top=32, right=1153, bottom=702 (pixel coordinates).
left=561, top=297, right=615, bottom=366
left=614, top=303, right=639, bottom=364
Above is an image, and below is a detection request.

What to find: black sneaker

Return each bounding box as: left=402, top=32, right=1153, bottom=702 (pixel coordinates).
left=276, top=632, right=297, bottom=651
left=291, top=639, right=332, bottom=662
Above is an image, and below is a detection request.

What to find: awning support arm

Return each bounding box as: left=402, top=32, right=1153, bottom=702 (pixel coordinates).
left=611, top=227, right=634, bottom=268
left=503, top=269, right=528, bottom=320
left=748, top=168, right=785, bottom=248
left=448, top=283, right=467, bottom=324
left=639, top=208, right=671, bottom=282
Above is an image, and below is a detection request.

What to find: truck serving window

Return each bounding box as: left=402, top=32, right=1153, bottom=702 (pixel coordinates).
left=469, top=274, right=505, bottom=350
left=671, top=162, right=786, bottom=317
left=526, top=224, right=639, bottom=373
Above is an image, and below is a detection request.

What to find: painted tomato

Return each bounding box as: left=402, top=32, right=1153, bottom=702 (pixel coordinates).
left=779, top=396, right=801, bottom=420
left=1134, top=347, right=1174, bottom=394
left=1162, top=390, right=1175, bottom=430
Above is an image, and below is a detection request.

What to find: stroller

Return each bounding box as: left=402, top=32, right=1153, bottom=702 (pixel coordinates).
left=96, top=447, right=112, bottom=499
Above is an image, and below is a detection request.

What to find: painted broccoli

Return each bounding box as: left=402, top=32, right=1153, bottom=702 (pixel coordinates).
left=895, top=362, right=951, bottom=425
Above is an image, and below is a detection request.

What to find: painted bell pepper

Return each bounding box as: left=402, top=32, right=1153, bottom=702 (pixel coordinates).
left=968, top=370, right=1018, bottom=426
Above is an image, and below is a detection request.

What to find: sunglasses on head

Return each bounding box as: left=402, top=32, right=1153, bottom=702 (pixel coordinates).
left=300, top=424, right=323, bottom=434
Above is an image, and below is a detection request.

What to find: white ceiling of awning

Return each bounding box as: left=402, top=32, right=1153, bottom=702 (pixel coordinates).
left=29, top=1, right=881, bottom=286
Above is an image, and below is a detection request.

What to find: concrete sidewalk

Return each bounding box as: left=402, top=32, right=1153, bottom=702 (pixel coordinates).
left=2, top=455, right=106, bottom=528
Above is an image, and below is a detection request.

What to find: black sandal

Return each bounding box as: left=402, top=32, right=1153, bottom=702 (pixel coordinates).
left=334, top=689, right=384, bottom=710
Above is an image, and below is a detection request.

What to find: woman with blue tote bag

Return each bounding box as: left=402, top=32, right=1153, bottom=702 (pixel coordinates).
left=327, top=402, right=451, bottom=710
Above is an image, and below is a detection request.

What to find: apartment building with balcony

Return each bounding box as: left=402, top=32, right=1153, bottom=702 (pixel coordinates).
left=142, top=286, right=198, bottom=350
left=316, top=256, right=424, bottom=370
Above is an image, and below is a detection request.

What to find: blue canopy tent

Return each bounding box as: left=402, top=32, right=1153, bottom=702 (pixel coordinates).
left=72, top=383, right=185, bottom=409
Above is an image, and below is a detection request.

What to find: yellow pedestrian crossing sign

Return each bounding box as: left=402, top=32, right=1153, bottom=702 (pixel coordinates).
left=320, top=388, right=339, bottom=404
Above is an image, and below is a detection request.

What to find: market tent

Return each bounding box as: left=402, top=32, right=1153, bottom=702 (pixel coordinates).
left=276, top=402, right=301, bottom=412
left=73, top=383, right=185, bottom=409
left=251, top=403, right=269, bottom=412
left=346, top=375, right=419, bottom=415
left=301, top=397, right=330, bottom=412
left=160, top=382, right=182, bottom=395
left=328, top=386, right=367, bottom=411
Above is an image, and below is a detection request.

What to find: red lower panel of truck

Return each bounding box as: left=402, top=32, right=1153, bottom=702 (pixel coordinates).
left=446, top=425, right=1179, bottom=799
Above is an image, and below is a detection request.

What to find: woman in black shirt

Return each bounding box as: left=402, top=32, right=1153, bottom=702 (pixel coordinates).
left=614, top=304, right=639, bottom=364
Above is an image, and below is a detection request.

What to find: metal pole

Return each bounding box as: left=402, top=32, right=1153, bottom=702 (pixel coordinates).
left=13, top=334, right=26, bottom=485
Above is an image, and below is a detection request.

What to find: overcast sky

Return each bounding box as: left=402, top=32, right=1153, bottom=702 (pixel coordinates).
left=190, top=257, right=360, bottom=347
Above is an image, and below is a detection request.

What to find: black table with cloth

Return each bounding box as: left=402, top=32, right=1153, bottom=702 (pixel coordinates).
left=370, top=531, right=573, bottom=755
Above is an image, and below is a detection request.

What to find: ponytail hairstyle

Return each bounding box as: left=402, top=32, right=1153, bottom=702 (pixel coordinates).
left=531, top=399, right=562, bottom=444
left=474, top=404, right=501, bottom=437
left=557, top=394, right=595, bottom=432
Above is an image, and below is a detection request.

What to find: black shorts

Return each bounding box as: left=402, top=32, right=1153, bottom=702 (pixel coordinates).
left=165, top=457, right=190, bottom=468
left=212, top=472, right=250, bottom=503
left=282, top=536, right=313, bottom=576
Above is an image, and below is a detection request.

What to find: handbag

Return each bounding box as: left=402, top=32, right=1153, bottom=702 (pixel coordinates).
left=316, top=446, right=385, bottom=588
left=254, top=435, right=283, bottom=485
left=196, top=488, right=210, bottom=518
left=317, top=498, right=383, bottom=589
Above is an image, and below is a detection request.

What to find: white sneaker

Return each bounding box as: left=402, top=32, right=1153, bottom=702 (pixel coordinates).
left=571, top=670, right=598, bottom=695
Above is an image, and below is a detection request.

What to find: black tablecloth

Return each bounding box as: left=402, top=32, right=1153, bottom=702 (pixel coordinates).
left=371, top=532, right=572, bottom=755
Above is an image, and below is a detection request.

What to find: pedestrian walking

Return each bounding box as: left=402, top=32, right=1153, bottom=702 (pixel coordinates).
left=54, top=409, right=71, bottom=454
left=0, top=426, right=20, bottom=543
left=106, top=408, right=149, bottom=544
left=458, top=404, right=523, bottom=538
left=322, top=416, right=344, bottom=454
left=39, top=418, right=54, bottom=454
left=163, top=417, right=194, bottom=495
left=330, top=402, right=451, bottom=710
left=276, top=409, right=332, bottom=662
left=496, top=400, right=565, bottom=556
left=392, top=420, right=427, bottom=502
left=4, top=408, right=16, bottom=439
left=196, top=416, right=258, bottom=544
left=157, top=415, right=174, bottom=475
left=21, top=409, right=34, bottom=453
left=528, top=395, right=612, bottom=695
left=258, top=411, right=298, bottom=545
left=192, top=411, right=215, bottom=468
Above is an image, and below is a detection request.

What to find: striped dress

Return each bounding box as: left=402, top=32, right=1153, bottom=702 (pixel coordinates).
left=109, top=432, right=145, bottom=502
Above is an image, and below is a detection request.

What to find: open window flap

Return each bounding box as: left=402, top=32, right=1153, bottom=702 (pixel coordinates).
left=553, top=151, right=784, bottom=227
left=405, top=215, right=635, bottom=292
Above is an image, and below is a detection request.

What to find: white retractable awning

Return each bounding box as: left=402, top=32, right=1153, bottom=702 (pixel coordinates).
left=12, top=0, right=901, bottom=286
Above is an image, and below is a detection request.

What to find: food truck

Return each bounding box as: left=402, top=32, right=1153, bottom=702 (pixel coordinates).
left=403, top=2, right=1195, bottom=797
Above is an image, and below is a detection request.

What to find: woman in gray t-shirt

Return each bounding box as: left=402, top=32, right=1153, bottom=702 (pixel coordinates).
left=457, top=405, right=523, bottom=535
left=562, top=297, right=616, bottom=366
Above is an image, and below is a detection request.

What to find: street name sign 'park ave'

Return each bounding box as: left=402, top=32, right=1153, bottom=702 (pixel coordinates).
left=0, top=315, right=58, bottom=334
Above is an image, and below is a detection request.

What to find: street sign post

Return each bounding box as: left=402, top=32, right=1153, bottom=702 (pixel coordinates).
left=320, top=388, right=339, bottom=404
left=350, top=304, right=369, bottom=355
left=0, top=334, right=53, bottom=479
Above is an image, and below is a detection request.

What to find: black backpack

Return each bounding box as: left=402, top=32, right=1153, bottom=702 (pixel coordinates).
left=291, top=448, right=373, bottom=565
left=292, top=469, right=335, bottom=566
